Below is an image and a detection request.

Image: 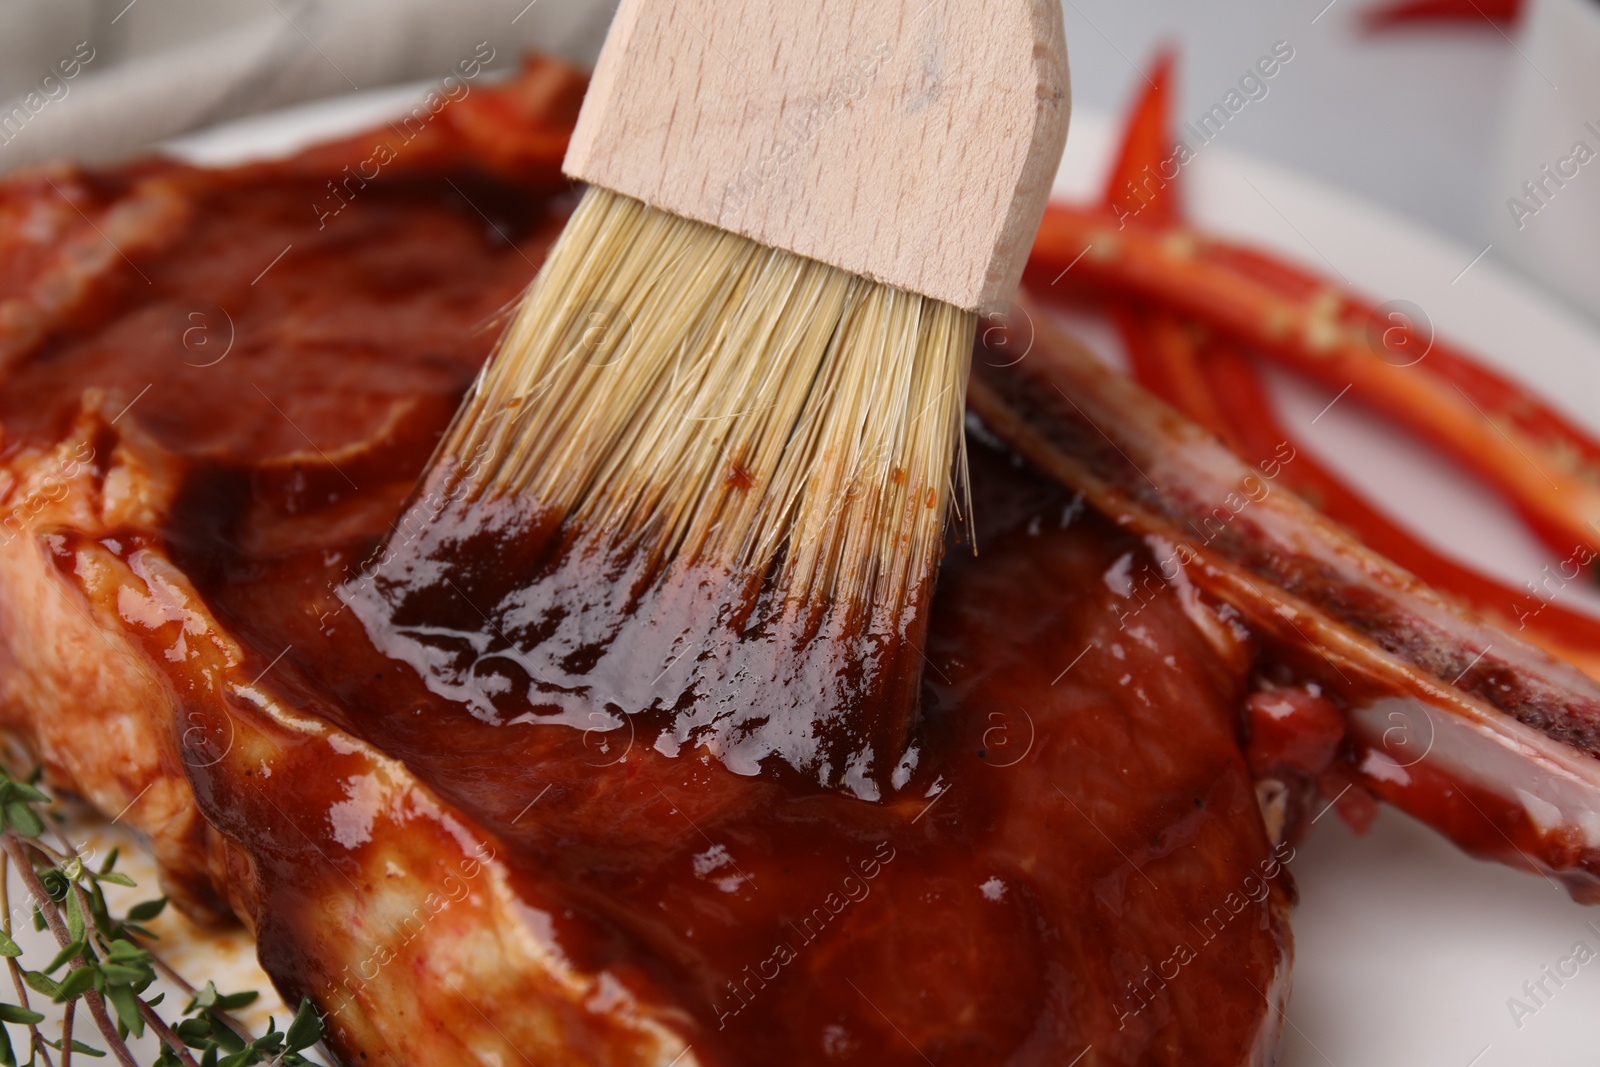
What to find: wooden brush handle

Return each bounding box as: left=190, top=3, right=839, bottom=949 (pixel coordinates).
left=564, top=0, right=1071, bottom=314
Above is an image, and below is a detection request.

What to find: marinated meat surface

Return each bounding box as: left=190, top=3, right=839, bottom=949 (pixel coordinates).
left=0, top=59, right=1292, bottom=1065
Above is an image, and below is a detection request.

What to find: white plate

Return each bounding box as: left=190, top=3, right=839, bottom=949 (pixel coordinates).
left=148, top=86, right=1600, bottom=1065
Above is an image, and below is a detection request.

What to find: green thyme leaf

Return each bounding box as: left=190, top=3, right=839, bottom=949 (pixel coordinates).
left=125, top=896, right=166, bottom=923
left=2, top=805, right=42, bottom=840
left=251, top=1027, right=285, bottom=1054
left=214, top=990, right=258, bottom=1012
left=64, top=893, right=84, bottom=944
left=51, top=965, right=99, bottom=1003
left=89, top=886, right=116, bottom=943
left=0, top=930, right=22, bottom=958
left=186, top=981, right=220, bottom=1012
left=104, top=984, right=144, bottom=1040
left=210, top=1019, right=246, bottom=1054
left=44, top=1036, right=105, bottom=1057
left=0, top=1005, right=43, bottom=1026
left=98, top=963, right=151, bottom=987
left=19, top=972, right=57, bottom=1000
left=10, top=784, right=48, bottom=806
left=285, top=999, right=323, bottom=1052
left=175, top=1015, right=214, bottom=1045
left=42, top=939, right=84, bottom=975
left=37, top=872, right=66, bottom=905
left=105, top=939, right=145, bottom=961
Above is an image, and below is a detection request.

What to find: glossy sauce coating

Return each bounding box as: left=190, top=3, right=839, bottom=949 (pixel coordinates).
left=187, top=435, right=1292, bottom=1064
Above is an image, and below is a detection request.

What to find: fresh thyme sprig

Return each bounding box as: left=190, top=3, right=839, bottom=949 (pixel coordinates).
left=0, top=766, right=325, bottom=1067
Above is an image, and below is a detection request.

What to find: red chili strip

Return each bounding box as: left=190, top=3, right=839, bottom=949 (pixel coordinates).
left=1362, top=0, right=1523, bottom=31
left=1101, top=48, right=1183, bottom=228
left=1025, top=204, right=1600, bottom=560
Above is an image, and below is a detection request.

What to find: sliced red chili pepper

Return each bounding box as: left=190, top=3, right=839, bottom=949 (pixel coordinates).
left=1101, top=56, right=1238, bottom=434
left=1175, top=237, right=1600, bottom=482
left=1362, top=0, right=1523, bottom=31
left=1101, top=48, right=1182, bottom=229
left=1025, top=203, right=1600, bottom=560
left=1111, top=302, right=1232, bottom=440
left=1111, top=302, right=1175, bottom=404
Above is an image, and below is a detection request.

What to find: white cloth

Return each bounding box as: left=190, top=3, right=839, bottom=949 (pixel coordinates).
left=0, top=0, right=615, bottom=173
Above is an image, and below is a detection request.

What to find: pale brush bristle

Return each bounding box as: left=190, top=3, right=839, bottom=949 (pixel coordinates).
left=439, top=186, right=975, bottom=624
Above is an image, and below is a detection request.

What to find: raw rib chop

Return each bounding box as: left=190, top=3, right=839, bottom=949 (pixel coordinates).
left=971, top=300, right=1600, bottom=899
left=0, top=60, right=1292, bottom=1065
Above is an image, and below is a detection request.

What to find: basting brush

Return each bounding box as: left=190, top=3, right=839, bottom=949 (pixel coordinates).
left=345, top=0, right=1071, bottom=797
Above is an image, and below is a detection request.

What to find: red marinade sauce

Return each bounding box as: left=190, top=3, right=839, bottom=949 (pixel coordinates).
left=0, top=63, right=1291, bottom=1066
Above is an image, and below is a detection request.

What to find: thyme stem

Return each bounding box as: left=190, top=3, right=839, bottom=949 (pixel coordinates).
left=137, top=999, right=202, bottom=1067
left=1, top=837, right=138, bottom=1067
left=60, top=998, right=73, bottom=1067
left=0, top=851, right=57, bottom=1067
